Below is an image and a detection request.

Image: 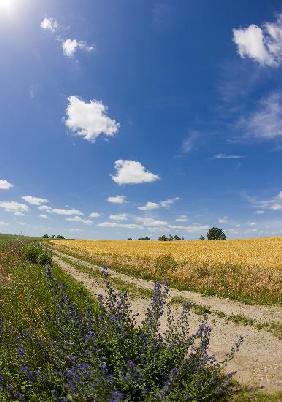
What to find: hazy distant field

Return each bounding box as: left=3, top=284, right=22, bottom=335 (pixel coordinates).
left=51, top=237, right=282, bottom=305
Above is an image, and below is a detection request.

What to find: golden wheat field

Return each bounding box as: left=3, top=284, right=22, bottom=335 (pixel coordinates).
left=51, top=237, right=282, bottom=305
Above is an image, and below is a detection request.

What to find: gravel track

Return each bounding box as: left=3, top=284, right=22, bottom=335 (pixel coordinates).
left=53, top=253, right=282, bottom=392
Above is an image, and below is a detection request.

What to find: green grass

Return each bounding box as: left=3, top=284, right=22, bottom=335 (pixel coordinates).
left=60, top=255, right=153, bottom=299
left=227, top=389, right=282, bottom=401
left=170, top=296, right=282, bottom=340
left=0, top=240, right=97, bottom=356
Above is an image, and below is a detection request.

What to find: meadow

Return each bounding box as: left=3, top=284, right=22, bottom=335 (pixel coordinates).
left=51, top=238, right=282, bottom=306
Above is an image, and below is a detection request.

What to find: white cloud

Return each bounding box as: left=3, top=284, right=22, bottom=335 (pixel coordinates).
left=107, top=195, right=127, bottom=204
left=138, top=202, right=159, bottom=211
left=138, top=197, right=179, bottom=211
left=112, top=160, right=160, bottom=185
left=169, top=224, right=209, bottom=233
left=175, top=215, right=188, bottom=222
left=109, top=213, right=128, bottom=222
left=51, top=208, right=83, bottom=216
left=39, top=214, right=48, bottom=219
left=65, top=216, right=92, bottom=224
left=135, top=217, right=168, bottom=227
left=218, top=216, right=229, bottom=224
left=14, top=212, right=25, bottom=216
left=233, top=14, right=282, bottom=67
left=0, top=180, right=13, bottom=190
left=240, top=92, right=282, bottom=139
left=0, top=201, right=28, bottom=214
left=248, top=190, right=282, bottom=211
left=160, top=197, right=179, bottom=208
left=62, top=39, right=94, bottom=57
left=98, top=221, right=141, bottom=229
left=22, top=195, right=49, bottom=206
left=0, top=221, right=7, bottom=226
left=38, top=205, right=52, bottom=212
left=40, top=17, right=58, bottom=32
left=89, top=212, right=100, bottom=219
left=65, top=96, right=120, bottom=143
left=213, top=154, right=245, bottom=159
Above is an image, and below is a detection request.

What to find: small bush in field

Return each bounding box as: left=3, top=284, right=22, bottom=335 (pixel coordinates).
left=37, top=249, right=52, bottom=265
left=22, top=243, right=52, bottom=265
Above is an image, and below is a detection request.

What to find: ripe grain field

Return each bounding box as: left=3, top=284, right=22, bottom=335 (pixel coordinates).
left=51, top=237, right=282, bottom=305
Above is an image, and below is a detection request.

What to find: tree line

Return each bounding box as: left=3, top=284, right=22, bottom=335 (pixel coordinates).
left=128, top=227, right=227, bottom=241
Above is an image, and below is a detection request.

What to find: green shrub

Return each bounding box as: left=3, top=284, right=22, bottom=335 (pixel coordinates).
left=37, top=249, right=52, bottom=265
left=22, top=243, right=52, bottom=266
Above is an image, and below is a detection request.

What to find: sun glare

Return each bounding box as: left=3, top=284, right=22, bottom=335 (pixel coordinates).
left=0, top=0, right=16, bottom=14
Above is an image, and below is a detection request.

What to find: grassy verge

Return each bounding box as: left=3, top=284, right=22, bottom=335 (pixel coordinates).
left=59, top=254, right=152, bottom=299
left=227, top=389, right=282, bottom=401
left=170, top=296, right=282, bottom=340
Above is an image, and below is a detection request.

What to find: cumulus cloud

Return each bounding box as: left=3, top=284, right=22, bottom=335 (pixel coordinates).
left=39, top=214, right=48, bottom=219
left=65, top=96, right=119, bottom=143
left=160, top=197, right=179, bottom=208
left=40, top=17, right=58, bottom=32
left=138, top=202, right=159, bottom=211
left=0, top=179, right=13, bottom=190
left=40, top=18, right=95, bottom=59
left=0, top=201, right=28, bottom=214
left=112, top=160, right=160, bottom=185
left=22, top=195, right=49, bottom=206
left=51, top=208, right=83, bottom=216
left=107, top=195, right=127, bottom=204
left=239, top=92, right=282, bottom=139
left=213, top=153, right=245, bottom=159
left=62, top=39, right=94, bottom=57
left=233, top=14, right=282, bottom=66
left=89, top=212, right=100, bottom=218
left=109, top=214, right=128, bottom=222
left=138, top=198, right=179, bottom=211
left=65, top=216, right=92, bottom=224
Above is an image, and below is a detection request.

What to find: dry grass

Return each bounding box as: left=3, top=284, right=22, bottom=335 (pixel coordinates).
left=51, top=238, right=282, bottom=305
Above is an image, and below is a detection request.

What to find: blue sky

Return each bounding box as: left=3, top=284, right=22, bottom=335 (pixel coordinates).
left=1, top=0, right=282, bottom=239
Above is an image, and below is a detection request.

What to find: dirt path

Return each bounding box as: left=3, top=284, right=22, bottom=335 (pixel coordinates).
left=54, top=250, right=282, bottom=325
left=53, top=253, right=282, bottom=393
